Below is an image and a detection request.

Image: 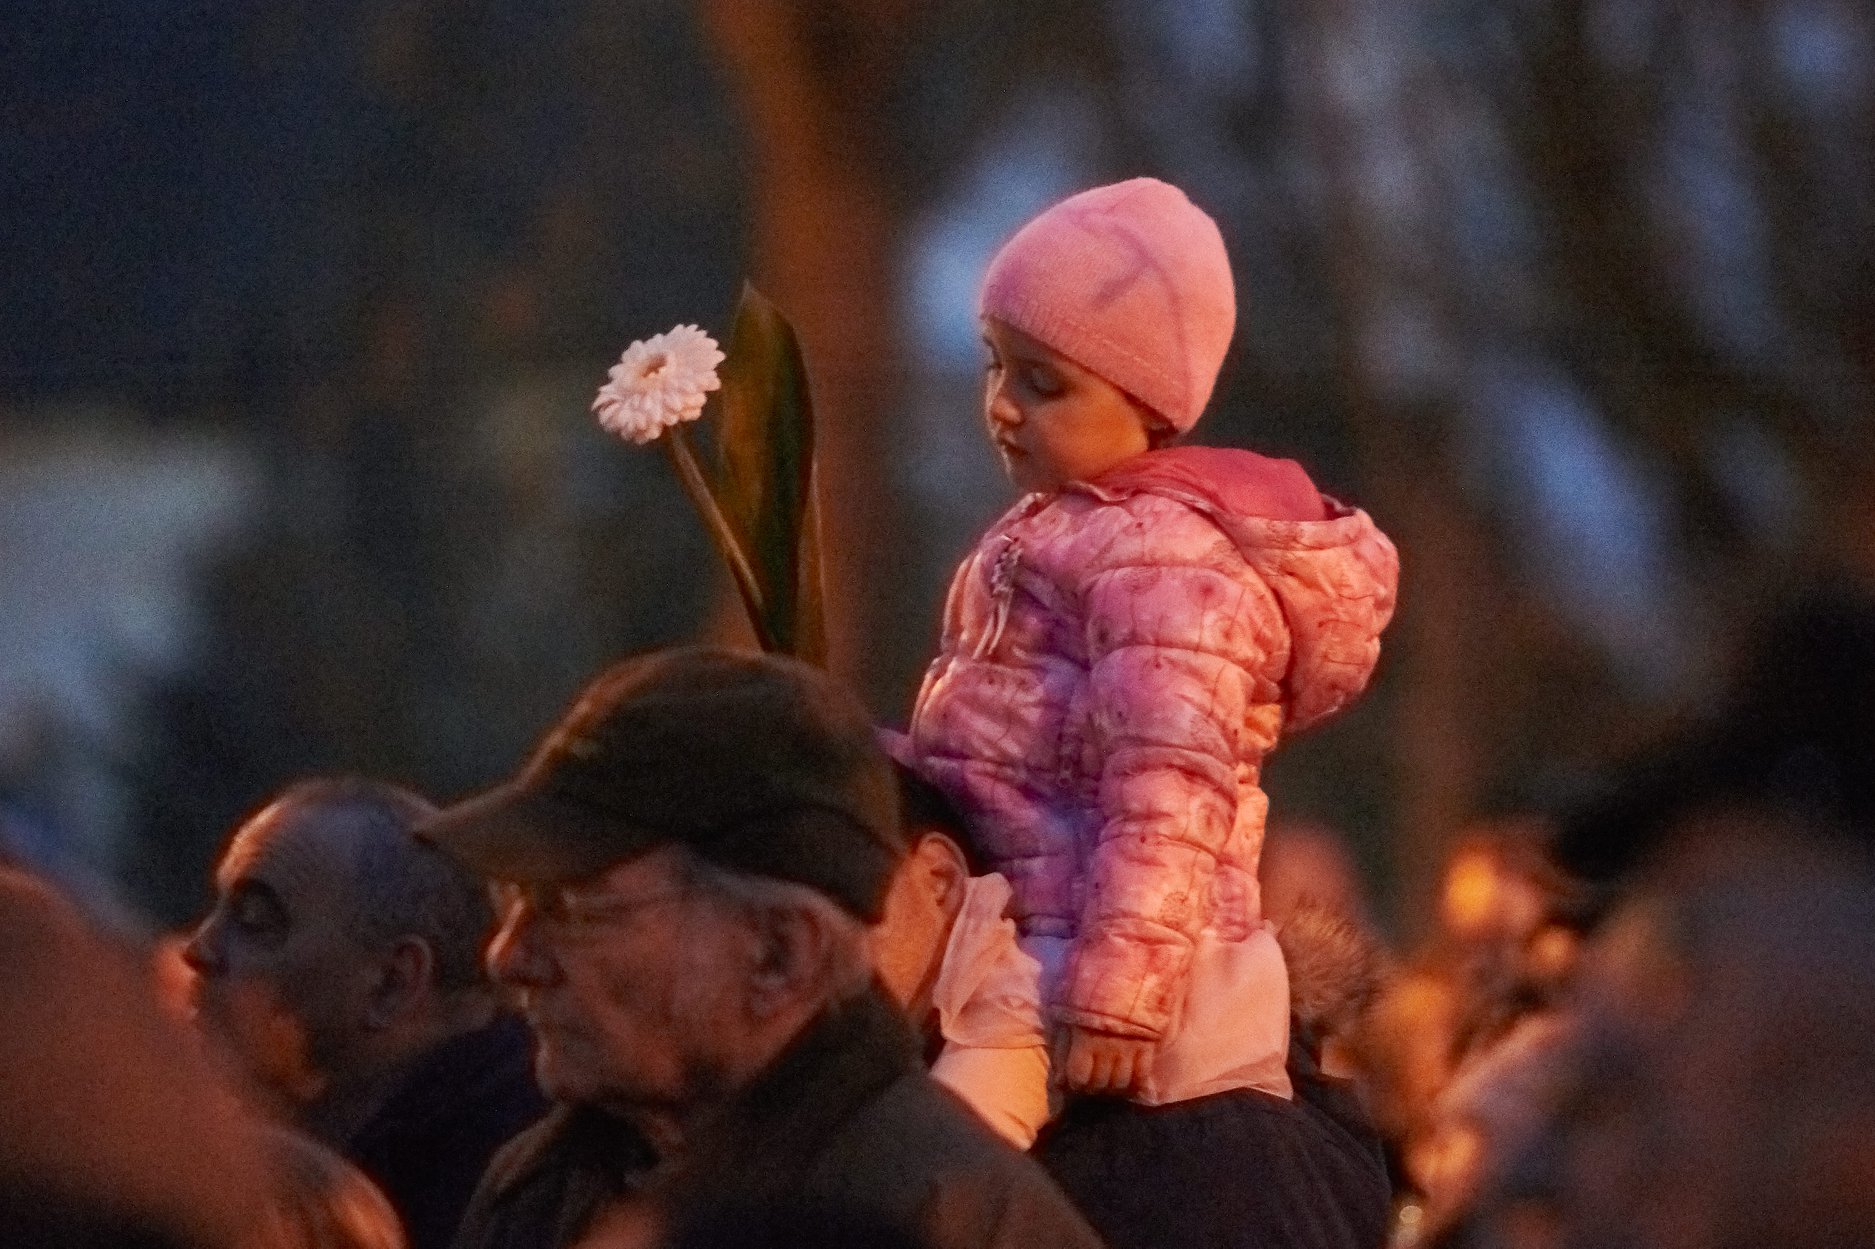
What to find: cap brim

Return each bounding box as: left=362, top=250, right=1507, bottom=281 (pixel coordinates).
left=417, top=781, right=654, bottom=883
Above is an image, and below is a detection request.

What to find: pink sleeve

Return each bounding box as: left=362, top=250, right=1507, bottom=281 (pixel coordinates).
left=1058, top=534, right=1287, bottom=1038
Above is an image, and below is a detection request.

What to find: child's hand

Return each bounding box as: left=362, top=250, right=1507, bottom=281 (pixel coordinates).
left=1056, top=1024, right=1156, bottom=1096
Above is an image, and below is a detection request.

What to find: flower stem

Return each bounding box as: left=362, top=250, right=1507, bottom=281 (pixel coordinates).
left=663, top=424, right=776, bottom=651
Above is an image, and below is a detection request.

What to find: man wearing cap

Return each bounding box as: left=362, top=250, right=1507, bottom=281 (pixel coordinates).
left=427, top=647, right=1102, bottom=1249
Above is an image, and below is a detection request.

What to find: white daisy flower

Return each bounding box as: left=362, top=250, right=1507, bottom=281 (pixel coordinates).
left=591, top=324, right=726, bottom=444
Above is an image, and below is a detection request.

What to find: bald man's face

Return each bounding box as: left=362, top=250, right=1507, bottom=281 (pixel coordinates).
left=183, top=801, right=381, bottom=1112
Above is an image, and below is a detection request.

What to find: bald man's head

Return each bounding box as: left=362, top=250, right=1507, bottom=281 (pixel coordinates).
left=183, top=778, right=496, bottom=1123
left=271, top=778, right=492, bottom=992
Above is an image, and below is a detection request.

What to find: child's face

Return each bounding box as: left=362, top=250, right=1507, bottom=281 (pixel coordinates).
left=982, top=319, right=1151, bottom=492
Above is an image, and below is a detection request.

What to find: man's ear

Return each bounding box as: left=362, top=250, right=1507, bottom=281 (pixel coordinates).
left=912, top=833, right=970, bottom=921
left=744, top=903, right=840, bottom=1021
left=364, top=937, right=433, bottom=1031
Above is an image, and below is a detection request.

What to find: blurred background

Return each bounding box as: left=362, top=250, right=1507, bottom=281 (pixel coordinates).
left=3, top=0, right=1871, bottom=932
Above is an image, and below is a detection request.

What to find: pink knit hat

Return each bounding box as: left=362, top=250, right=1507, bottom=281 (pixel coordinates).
left=979, top=177, right=1235, bottom=432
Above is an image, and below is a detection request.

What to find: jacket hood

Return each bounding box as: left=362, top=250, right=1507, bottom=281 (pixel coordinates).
left=1077, top=446, right=1399, bottom=731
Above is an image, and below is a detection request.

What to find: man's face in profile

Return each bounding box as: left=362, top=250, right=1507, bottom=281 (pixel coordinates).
left=183, top=802, right=378, bottom=1109
left=484, top=845, right=753, bottom=1113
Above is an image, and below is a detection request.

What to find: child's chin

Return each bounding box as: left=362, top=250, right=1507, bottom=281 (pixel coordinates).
left=1004, top=459, right=1052, bottom=493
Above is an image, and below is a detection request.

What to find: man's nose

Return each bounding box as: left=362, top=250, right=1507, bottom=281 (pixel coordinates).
left=486, top=905, right=556, bottom=989
left=180, top=923, right=221, bottom=977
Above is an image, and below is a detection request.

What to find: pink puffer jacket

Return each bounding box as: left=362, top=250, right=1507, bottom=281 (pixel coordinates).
left=909, top=447, right=1398, bottom=1040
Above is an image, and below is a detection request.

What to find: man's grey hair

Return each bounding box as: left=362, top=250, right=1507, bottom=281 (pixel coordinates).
left=669, top=848, right=874, bottom=1000
left=277, top=777, right=494, bottom=993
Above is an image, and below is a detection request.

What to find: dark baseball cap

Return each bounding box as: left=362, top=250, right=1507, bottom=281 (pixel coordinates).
left=420, top=647, right=907, bottom=920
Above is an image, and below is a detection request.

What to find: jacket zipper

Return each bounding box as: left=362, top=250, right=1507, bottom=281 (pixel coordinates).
left=974, top=533, right=1023, bottom=660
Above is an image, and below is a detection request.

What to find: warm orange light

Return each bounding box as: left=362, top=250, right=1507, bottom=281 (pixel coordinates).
left=1526, top=924, right=1578, bottom=979
left=1441, top=848, right=1501, bottom=937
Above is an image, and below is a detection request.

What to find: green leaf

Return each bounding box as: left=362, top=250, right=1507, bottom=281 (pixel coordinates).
left=710, top=283, right=827, bottom=665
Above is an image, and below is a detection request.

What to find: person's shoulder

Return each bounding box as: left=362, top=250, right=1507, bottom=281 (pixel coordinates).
left=453, top=1107, right=653, bottom=1249
left=1084, top=445, right=1329, bottom=523
left=1029, top=481, right=1239, bottom=577
left=821, top=1072, right=1102, bottom=1248
left=472, top=1103, right=646, bottom=1205
left=847, top=1068, right=1010, bottom=1166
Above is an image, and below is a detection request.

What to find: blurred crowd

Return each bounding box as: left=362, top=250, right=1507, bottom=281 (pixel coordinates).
left=1314, top=580, right=1875, bottom=1249
left=3, top=580, right=1871, bottom=1249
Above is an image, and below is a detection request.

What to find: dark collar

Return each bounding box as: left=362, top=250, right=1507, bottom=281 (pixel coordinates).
left=346, top=1013, right=542, bottom=1155
left=674, top=985, right=920, bottom=1202
left=483, top=987, right=917, bottom=1214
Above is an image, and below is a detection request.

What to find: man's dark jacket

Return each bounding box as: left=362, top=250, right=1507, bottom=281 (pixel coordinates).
left=347, top=1013, right=547, bottom=1249
left=449, top=990, right=1101, bottom=1249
